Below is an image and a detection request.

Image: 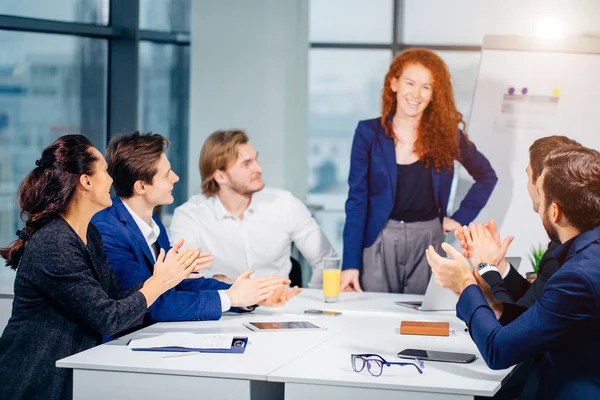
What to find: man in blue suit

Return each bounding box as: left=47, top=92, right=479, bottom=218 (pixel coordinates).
left=93, top=131, right=298, bottom=323
left=427, top=145, right=600, bottom=399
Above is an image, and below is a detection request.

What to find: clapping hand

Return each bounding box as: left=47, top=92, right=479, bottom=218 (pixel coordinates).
left=258, top=282, right=303, bottom=307
left=459, top=219, right=514, bottom=275
left=426, top=243, right=476, bottom=295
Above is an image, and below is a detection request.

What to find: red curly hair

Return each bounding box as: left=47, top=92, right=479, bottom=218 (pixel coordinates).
left=381, top=48, right=467, bottom=171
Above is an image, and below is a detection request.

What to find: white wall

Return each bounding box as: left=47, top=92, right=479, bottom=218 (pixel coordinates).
left=403, top=0, right=600, bottom=44
left=188, top=0, right=309, bottom=200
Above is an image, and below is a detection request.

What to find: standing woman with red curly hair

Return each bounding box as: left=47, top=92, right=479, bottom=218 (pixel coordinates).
left=341, top=49, right=497, bottom=294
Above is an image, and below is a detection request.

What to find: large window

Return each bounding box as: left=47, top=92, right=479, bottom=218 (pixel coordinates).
left=139, top=0, right=189, bottom=32
left=138, top=42, right=189, bottom=215
left=0, top=1, right=109, bottom=25
left=0, top=0, right=190, bottom=248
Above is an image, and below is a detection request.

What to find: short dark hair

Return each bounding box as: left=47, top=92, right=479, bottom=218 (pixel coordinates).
left=541, top=146, right=600, bottom=233
left=106, top=131, right=170, bottom=198
left=0, top=134, right=97, bottom=269
left=529, top=136, right=581, bottom=183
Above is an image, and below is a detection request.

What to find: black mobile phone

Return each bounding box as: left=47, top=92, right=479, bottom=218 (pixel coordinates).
left=397, top=348, right=476, bottom=363
left=304, top=309, right=342, bottom=316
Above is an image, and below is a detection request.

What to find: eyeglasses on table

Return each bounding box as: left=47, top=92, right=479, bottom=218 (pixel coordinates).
left=351, top=353, right=424, bottom=376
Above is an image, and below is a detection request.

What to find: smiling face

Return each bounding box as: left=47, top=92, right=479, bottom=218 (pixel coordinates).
left=219, top=143, right=264, bottom=195
left=87, top=147, right=113, bottom=210
left=140, top=152, right=180, bottom=206
left=390, top=63, right=434, bottom=119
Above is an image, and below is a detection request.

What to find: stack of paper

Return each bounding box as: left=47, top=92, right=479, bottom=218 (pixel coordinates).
left=128, top=333, right=235, bottom=350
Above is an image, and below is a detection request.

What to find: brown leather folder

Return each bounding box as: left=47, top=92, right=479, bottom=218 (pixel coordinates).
left=400, top=321, right=450, bottom=337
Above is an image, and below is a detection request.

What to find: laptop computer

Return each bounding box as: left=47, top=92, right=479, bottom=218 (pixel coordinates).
left=505, top=257, right=522, bottom=270
left=395, top=257, right=522, bottom=311
left=395, top=275, right=458, bottom=311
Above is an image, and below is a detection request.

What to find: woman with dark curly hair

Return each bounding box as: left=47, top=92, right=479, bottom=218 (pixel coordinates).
left=341, top=48, right=498, bottom=294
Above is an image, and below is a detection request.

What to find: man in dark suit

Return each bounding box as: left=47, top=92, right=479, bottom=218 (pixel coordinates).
left=92, top=131, right=299, bottom=323
left=427, top=145, right=600, bottom=399
left=455, top=136, right=580, bottom=324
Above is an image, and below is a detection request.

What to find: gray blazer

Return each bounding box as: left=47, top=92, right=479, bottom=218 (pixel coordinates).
left=0, top=217, right=147, bottom=400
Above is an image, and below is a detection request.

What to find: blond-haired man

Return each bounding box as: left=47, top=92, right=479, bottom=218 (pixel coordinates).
left=170, top=129, right=337, bottom=286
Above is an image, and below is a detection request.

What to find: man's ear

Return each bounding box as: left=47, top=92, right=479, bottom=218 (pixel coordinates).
left=213, top=170, right=227, bottom=185
left=133, top=180, right=146, bottom=195
left=551, top=202, right=562, bottom=225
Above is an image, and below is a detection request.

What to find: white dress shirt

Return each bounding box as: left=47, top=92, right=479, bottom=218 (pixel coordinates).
left=122, top=201, right=160, bottom=261
left=169, top=187, right=337, bottom=287
left=122, top=201, right=230, bottom=311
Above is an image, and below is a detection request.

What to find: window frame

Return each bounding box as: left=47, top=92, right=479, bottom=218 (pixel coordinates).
left=0, top=0, right=190, bottom=148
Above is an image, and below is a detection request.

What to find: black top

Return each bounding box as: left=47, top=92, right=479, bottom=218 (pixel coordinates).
left=389, top=160, right=438, bottom=222
left=481, top=241, right=561, bottom=325
left=0, top=217, right=147, bottom=400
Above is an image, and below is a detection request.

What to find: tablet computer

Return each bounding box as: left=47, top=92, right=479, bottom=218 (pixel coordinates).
left=243, top=321, right=326, bottom=332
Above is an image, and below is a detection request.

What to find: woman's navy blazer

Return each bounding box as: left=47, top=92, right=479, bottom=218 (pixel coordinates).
left=342, top=117, right=498, bottom=271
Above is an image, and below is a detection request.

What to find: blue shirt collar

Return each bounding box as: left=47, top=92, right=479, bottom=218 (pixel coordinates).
left=553, top=225, right=600, bottom=265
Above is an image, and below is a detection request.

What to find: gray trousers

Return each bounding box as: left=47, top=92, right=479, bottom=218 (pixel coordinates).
left=361, top=218, right=444, bottom=294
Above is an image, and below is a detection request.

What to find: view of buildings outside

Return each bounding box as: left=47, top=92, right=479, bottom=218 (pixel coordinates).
left=0, top=0, right=189, bottom=247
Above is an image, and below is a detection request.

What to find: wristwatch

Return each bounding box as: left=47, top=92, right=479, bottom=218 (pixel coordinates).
left=477, top=262, right=499, bottom=276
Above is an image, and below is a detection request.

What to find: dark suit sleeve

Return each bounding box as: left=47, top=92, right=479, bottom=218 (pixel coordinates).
left=95, top=219, right=224, bottom=322
left=456, top=268, right=597, bottom=370
left=28, top=239, right=147, bottom=337
left=342, top=121, right=373, bottom=271
left=503, top=267, right=531, bottom=301
left=450, top=132, right=498, bottom=225
left=498, top=303, right=529, bottom=325
left=177, top=277, right=231, bottom=292
left=515, top=244, right=561, bottom=309
left=481, top=270, right=516, bottom=303
left=480, top=267, right=535, bottom=325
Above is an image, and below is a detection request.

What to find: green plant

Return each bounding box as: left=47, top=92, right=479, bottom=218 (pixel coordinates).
left=528, top=243, right=546, bottom=274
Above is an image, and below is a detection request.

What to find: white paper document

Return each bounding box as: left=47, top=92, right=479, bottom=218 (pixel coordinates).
left=494, top=93, right=560, bottom=136
left=128, top=333, right=234, bottom=350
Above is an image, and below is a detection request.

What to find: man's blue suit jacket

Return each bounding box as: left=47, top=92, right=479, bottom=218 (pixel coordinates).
left=343, top=117, right=498, bottom=270
left=92, top=197, right=231, bottom=322
left=457, top=226, right=600, bottom=400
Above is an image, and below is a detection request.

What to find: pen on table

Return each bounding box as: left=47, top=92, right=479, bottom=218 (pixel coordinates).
left=162, top=353, right=199, bottom=359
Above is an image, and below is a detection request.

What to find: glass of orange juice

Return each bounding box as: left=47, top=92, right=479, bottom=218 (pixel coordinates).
left=322, top=257, right=341, bottom=303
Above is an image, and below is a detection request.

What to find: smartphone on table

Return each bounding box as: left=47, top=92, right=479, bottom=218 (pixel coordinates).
left=304, top=309, right=342, bottom=316
left=398, top=348, right=476, bottom=363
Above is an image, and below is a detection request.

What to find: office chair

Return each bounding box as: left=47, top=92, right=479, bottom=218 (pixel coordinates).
left=289, top=257, right=303, bottom=288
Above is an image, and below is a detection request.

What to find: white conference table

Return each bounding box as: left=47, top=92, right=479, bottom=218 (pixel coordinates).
left=57, top=289, right=513, bottom=400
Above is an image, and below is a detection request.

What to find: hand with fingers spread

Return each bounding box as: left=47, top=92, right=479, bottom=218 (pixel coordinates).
left=190, top=252, right=214, bottom=275
left=454, top=228, right=470, bottom=258
left=153, top=238, right=203, bottom=289
left=258, top=284, right=303, bottom=308
left=340, top=269, right=363, bottom=292
left=140, top=238, right=203, bottom=305
left=473, top=268, right=504, bottom=320
left=425, top=242, right=476, bottom=295
left=464, top=219, right=514, bottom=275
left=225, top=270, right=286, bottom=307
